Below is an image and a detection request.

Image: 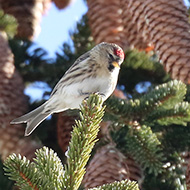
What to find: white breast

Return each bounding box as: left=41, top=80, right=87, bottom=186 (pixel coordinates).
left=46, top=68, right=119, bottom=113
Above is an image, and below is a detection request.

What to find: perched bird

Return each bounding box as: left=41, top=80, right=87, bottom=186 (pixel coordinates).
left=11, top=42, right=124, bottom=136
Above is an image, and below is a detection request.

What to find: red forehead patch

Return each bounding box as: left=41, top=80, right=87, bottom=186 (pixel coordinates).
left=114, top=48, right=125, bottom=59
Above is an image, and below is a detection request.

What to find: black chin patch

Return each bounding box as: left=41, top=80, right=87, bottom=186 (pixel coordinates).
left=108, top=63, right=115, bottom=72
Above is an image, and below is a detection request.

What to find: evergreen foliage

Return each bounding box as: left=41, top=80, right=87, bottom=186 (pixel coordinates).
left=62, top=94, right=105, bottom=190
left=9, top=15, right=93, bottom=89
left=88, top=180, right=139, bottom=190
left=0, top=9, right=17, bottom=38
left=0, top=160, right=13, bottom=190
left=124, top=125, right=164, bottom=175
left=1, top=7, right=190, bottom=190
left=34, top=147, right=65, bottom=189
left=106, top=77, right=190, bottom=189
left=119, top=50, right=169, bottom=92
left=106, top=80, right=187, bottom=125
left=4, top=153, right=50, bottom=190
left=4, top=95, right=138, bottom=190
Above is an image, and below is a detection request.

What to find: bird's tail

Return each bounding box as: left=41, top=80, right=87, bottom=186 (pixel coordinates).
left=10, top=102, right=51, bottom=136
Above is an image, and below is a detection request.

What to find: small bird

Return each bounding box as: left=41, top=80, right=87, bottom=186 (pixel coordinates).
left=11, top=42, right=124, bottom=136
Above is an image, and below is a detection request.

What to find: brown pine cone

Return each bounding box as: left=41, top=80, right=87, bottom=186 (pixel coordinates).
left=127, top=0, right=190, bottom=82
left=83, top=144, right=142, bottom=189
left=87, top=0, right=128, bottom=50
left=52, top=0, right=74, bottom=10
left=1, top=0, right=50, bottom=40
left=0, top=33, right=41, bottom=160
left=121, top=0, right=149, bottom=50
left=57, top=113, right=77, bottom=153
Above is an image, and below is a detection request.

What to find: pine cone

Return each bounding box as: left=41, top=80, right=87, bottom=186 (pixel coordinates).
left=57, top=113, right=77, bottom=153
left=113, top=89, right=126, bottom=99
left=83, top=144, right=142, bottom=189
left=121, top=0, right=149, bottom=50
left=87, top=0, right=128, bottom=50
left=1, top=0, right=51, bottom=40
left=52, top=0, right=74, bottom=10
left=127, top=0, right=190, bottom=82
left=88, top=0, right=190, bottom=82
left=0, top=33, right=41, bottom=160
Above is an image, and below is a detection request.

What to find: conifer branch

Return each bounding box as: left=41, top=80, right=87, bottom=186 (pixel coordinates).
left=0, top=159, right=14, bottom=189
left=125, top=125, right=164, bottom=176
left=112, top=124, right=164, bottom=176
left=106, top=80, right=186, bottom=124
left=119, top=49, right=169, bottom=91
left=34, top=147, right=65, bottom=189
left=0, top=9, right=17, bottom=38
left=148, top=102, right=190, bottom=126
left=125, top=50, right=165, bottom=75
left=62, top=94, right=105, bottom=190
left=3, top=94, right=106, bottom=190
left=4, top=154, right=43, bottom=190
left=88, top=179, right=139, bottom=190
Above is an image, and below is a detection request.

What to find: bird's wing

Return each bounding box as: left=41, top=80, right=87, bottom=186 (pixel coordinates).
left=65, top=51, right=91, bottom=74
left=50, top=51, right=91, bottom=97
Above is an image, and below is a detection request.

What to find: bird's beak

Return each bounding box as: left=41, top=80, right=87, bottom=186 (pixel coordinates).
left=112, top=61, right=120, bottom=68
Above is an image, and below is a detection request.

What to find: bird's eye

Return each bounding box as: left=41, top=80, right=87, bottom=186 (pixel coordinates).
left=109, top=53, right=114, bottom=60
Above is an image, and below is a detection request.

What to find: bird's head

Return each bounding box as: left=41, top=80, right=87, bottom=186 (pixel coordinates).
left=92, top=42, right=125, bottom=72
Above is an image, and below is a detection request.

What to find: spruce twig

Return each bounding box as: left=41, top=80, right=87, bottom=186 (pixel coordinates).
left=0, top=9, right=17, bottom=38
left=3, top=94, right=105, bottom=190
left=62, top=94, right=105, bottom=190
left=0, top=159, right=14, bottom=189
left=3, top=154, right=48, bottom=190
left=105, top=80, right=186, bottom=124
left=126, top=124, right=164, bottom=176
left=88, top=179, right=139, bottom=190
left=119, top=49, right=169, bottom=91
left=125, top=50, right=165, bottom=75
left=34, top=147, right=65, bottom=189
left=148, top=102, right=190, bottom=126
left=112, top=124, right=164, bottom=176
left=4, top=94, right=141, bottom=190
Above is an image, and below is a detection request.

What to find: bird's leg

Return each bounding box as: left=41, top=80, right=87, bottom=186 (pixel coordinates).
left=78, top=90, right=105, bottom=100
left=96, top=92, right=106, bottom=98
left=78, top=89, right=91, bottom=96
